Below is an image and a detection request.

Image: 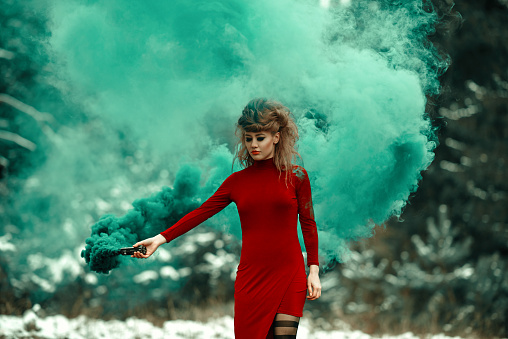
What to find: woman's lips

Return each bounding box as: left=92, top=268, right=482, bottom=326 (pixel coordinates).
left=251, top=151, right=261, bottom=155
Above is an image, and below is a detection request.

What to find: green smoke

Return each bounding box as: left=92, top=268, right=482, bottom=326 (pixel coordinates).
left=6, top=0, right=447, bottom=282
left=80, top=165, right=201, bottom=273
left=82, top=148, right=239, bottom=273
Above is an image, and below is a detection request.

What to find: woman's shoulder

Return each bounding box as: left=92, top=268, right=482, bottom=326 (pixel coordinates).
left=290, top=164, right=308, bottom=179
left=285, top=165, right=309, bottom=188
left=219, top=169, right=240, bottom=184
left=227, top=166, right=250, bottom=180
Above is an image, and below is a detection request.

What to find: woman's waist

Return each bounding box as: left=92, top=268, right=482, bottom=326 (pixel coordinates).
left=240, top=227, right=300, bottom=241
left=238, top=246, right=304, bottom=266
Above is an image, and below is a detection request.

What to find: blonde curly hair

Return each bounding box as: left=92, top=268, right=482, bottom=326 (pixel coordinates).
left=234, top=98, right=301, bottom=184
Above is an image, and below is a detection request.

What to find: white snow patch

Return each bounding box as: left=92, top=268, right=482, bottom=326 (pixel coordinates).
left=160, top=265, right=180, bottom=280
left=0, top=313, right=467, bottom=339
left=26, top=249, right=84, bottom=289
left=84, top=273, right=98, bottom=285
left=192, top=232, right=217, bottom=244
left=133, top=270, right=159, bottom=284
left=0, top=233, right=16, bottom=251
left=178, top=267, right=192, bottom=277
left=156, top=247, right=173, bottom=262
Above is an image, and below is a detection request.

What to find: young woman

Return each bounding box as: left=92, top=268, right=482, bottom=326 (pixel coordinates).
left=132, top=98, right=321, bottom=338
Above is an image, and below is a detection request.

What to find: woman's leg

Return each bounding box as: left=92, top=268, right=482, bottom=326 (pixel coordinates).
left=272, top=313, right=300, bottom=338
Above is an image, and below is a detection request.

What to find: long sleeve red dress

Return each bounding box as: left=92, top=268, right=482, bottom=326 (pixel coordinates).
left=160, top=157, right=319, bottom=338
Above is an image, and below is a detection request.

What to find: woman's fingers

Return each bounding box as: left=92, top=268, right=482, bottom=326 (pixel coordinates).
left=314, top=283, right=321, bottom=296
left=315, top=286, right=321, bottom=299
left=307, top=282, right=316, bottom=300
left=132, top=252, right=149, bottom=259
left=131, top=238, right=155, bottom=258
left=133, top=239, right=149, bottom=247
left=313, top=282, right=322, bottom=299
left=306, top=278, right=322, bottom=300
left=133, top=246, right=151, bottom=258
left=130, top=236, right=166, bottom=259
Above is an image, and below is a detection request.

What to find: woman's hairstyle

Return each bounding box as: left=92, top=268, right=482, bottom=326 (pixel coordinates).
left=234, top=98, right=301, bottom=184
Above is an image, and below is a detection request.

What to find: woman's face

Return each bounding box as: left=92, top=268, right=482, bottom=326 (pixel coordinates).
left=245, top=131, right=280, bottom=161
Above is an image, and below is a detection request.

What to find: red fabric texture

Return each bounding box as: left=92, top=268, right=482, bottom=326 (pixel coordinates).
left=160, top=158, right=319, bottom=338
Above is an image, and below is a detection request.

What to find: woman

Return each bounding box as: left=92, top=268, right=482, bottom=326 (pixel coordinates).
left=132, top=98, right=321, bottom=338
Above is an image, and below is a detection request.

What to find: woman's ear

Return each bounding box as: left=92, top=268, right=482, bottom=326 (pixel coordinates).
left=274, top=132, right=280, bottom=144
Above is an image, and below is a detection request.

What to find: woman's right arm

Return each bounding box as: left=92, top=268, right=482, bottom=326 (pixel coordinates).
left=132, top=172, right=236, bottom=258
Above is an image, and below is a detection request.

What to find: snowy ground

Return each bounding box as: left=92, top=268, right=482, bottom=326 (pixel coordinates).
left=0, top=309, right=465, bottom=339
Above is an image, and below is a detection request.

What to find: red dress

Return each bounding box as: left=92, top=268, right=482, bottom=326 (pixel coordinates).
left=161, top=158, right=319, bottom=338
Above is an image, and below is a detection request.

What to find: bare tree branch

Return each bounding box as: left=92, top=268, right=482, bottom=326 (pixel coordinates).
left=0, top=93, right=55, bottom=124
left=0, top=48, right=15, bottom=60
left=0, top=130, right=36, bottom=151
left=0, top=93, right=57, bottom=142
left=0, top=155, right=8, bottom=166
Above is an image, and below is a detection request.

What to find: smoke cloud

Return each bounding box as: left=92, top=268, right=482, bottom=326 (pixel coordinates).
left=4, top=0, right=447, bottom=293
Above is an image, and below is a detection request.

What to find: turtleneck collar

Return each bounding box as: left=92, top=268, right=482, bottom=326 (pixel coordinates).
left=252, top=157, right=276, bottom=169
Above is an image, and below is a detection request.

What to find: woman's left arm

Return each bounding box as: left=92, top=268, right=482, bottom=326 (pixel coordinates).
left=295, top=167, right=321, bottom=300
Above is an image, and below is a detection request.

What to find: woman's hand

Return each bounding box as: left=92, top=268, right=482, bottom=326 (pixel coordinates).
left=131, top=234, right=167, bottom=259
left=306, top=264, right=322, bottom=300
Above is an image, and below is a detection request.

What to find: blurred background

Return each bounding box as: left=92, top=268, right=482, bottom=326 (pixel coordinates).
left=1, top=0, right=507, bottom=338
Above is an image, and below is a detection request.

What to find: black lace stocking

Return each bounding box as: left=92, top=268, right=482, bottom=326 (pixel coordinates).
left=273, top=313, right=300, bottom=338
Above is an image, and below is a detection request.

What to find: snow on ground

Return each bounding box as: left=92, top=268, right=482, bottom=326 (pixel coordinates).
left=0, top=311, right=465, bottom=339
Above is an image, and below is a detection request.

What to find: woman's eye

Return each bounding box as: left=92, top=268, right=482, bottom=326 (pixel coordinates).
left=257, top=137, right=265, bottom=141
left=246, top=138, right=252, bottom=142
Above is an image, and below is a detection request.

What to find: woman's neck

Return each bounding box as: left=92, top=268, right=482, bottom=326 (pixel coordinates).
left=252, top=157, right=275, bottom=169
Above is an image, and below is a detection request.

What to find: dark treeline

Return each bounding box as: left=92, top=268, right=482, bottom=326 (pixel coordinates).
left=312, top=0, right=507, bottom=337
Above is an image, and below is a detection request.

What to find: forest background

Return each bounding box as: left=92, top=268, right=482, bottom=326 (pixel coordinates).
left=0, top=0, right=507, bottom=338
